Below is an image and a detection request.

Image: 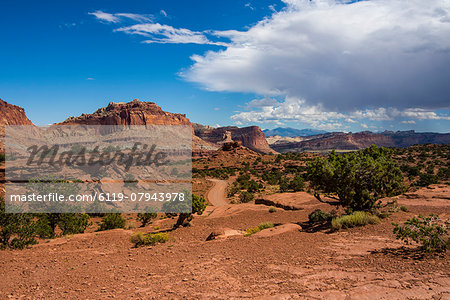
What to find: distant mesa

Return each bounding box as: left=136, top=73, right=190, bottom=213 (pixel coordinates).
left=263, top=127, right=328, bottom=137
left=1, top=98, right=448, bottom=155
left=270, top=130, right=450, bottom=153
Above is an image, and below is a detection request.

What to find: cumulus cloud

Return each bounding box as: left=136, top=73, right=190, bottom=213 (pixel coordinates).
left=231, top=97, right=450, bottom=130
left=246, top=97, right=280, bottom=108
left=231, top=97, right=347, bottom=128
left=183, top=0, right=450, bottom=112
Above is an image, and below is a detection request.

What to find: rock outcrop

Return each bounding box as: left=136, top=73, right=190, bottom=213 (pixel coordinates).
left=0, top=99, right=34, bottom=152
left=194, top=126, right=274, bottom=154
left=270, top=130, right=450, bottom=153
left=60, top=99, right=191, bottom=126
left=58, top=99, right=219, bottom=156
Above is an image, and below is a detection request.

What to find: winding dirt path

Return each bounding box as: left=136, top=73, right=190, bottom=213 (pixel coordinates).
left=206, top=179, right=228, bottom=206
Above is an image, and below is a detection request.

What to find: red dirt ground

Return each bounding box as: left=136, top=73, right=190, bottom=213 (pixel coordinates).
left=0, top=185, right=449, bottom=299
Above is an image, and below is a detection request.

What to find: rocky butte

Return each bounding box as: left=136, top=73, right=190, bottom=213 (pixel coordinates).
left=59, top=99, right=274, bottom=154
left=59, top=99, right=191, bottom=126
left=193, top=124, right=275, bottom=154
left=0, top=99, right=34, bottom=152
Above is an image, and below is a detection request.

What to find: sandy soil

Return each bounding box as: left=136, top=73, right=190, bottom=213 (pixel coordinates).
left=206, top=179, right=228, bottom=207
left=0, top=185, right=449, bottom=299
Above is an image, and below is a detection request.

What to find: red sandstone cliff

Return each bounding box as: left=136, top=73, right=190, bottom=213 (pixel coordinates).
left=270, top=131, right=450, bottom=153
left=194, top=125, right=274, bottom=154
left=59, top=99, right=191, bottom=126
left=0, top=99, right=34, bottom=152
left=59, top=100, right=274, bottom=154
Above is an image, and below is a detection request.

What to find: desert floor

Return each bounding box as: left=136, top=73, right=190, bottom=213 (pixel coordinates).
left=0, top=184, right=449, bottom=299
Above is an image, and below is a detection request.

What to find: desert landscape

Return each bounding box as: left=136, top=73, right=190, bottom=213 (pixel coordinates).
left=2, top=0, right=450, bottom=298
left=0, top=98, right=449, bottom=299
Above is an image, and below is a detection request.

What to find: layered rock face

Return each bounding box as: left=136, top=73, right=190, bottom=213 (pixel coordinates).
left=60, top=99, right=191, bottom=126
left=270, top=130, right=450, bottom=153
left=194, top=125, right=274, bottom=154
left=58, top=100, right=219, bottom=155
left=0, top=99, right=34, bottom=152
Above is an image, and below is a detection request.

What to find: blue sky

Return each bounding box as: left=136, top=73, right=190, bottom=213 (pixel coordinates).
left=1, top=0, right=449, bottom=133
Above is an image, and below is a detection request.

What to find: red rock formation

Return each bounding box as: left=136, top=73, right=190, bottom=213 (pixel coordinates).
left=58, top=100, right=219, bottom=155
left=59, top=99, right=190, bottom=126
left=271, top=130, right=450, bottom=153
left=194, top=126, right=274, bottom=154
left=0, top=99, right=34, bottom=152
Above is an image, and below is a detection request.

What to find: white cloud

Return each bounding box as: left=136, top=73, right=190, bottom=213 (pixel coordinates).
left=231, top=97, right=450, bottom=130
left=401, top=120, right=416, bottom=124
left=89, top=11, right=120, bottom=23
left=246, top=97, right=279, bottom=108
left=245, top=3, right=255, bottom=10
left=183, top=0, right=450, bottom=112
left=115, top=13, right=152, bottom=23
left=86, top=77, right=95, bottom=80
left=160, top=10, right=168, bottom=17
left=231, top=96, right=346, bottom=129
left=351, top=107, right=450, bottom=121
left=89, top=10, right=152, bottom=23
left=115, top=23, right=227, bottom=45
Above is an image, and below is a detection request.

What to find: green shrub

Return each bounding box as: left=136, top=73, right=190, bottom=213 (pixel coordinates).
left=331, top=211, right=381, bottom=230
left=0, top=201, right=37, bottom=249
left=162, top=192, right=206, bottom=228
left=98, top=213, right=126, bottom=231
left=393, top=214, right=449, bottom=253
left=245, top=222, right=274, bottom=236
left=239, top=191, right=254, bottom=203
left=307, top=145, right=405, bottom=211
left=268, top=206, right=277, bottom=213
left=400, top=205, right=409, bottom=212
left=308, top=209, right=335, bottom=224
left=58, top=213, right=91, bottom=235
left=227, top=186, right=240, bottom=197
left=130, top=231, right=169, bottom=247
left=137, top=209, right=157, bottom=227
left=437, top=167, right=449, bottom=181
left=0, top=153, right=5, bottom=163
left=289, top=175, right=305, bottom=192
left=416, top=173, right=438, bottom=187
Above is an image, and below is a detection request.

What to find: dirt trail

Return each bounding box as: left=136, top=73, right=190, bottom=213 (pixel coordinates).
left=206, top=179, right=228, bottom=206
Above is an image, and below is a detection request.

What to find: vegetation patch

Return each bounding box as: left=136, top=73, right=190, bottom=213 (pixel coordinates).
left=331, top=211, right=381, bottom=230
left=308, top=209, right=336, bottom=224
left=136, top=209, right=157, bottom=227
left=245, top=222, right=275, bottom=236
left=393, top=214, right=449, bottom=253
left=268, top=206, right=277, bottom=213
left=307, top=145, right=405, bottom=211
left=130, top=231, right=169, bottom=247
left=0, top=200, right=37, bottom=250
left=98, top=213, right=126, bottom=231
